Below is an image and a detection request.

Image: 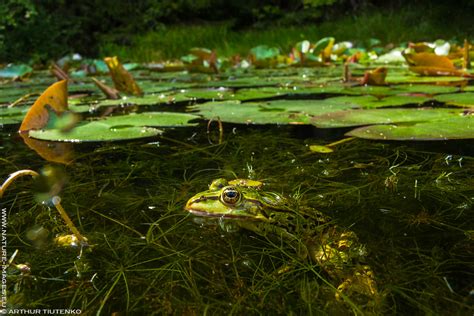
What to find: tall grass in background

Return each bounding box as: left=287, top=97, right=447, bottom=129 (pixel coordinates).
left=99, top=6, right=473, bottom=62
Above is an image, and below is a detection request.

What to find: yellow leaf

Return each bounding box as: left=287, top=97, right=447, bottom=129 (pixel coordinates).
left=403, top=52, right=467, bottom=76
left=321, top=38, right=335, bottom=62
left=19, top=80, right=68, bottom=132
left=104, top=56, right=143, bottom=96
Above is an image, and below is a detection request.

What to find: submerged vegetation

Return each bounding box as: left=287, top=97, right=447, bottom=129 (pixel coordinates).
left=2, top=127, right=473, bottom=314
left=1, top=0, right=474, bottom=314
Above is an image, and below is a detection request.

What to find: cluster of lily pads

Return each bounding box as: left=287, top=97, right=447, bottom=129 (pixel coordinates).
left=1, top=37, right=473, bottom=151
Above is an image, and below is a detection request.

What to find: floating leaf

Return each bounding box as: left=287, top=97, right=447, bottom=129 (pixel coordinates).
left=233, top=87, right=288, bottom=101
left=386, top=73, right=467, bottom=84
left=403, top=52, right=467, bottom=76
left=312, top=108, right=463, bottom=128
left=434, top=92, right=474, bottom=107
left=346, top=115, right=474, bottom=140
left=104, top=56, right=143, bottom=96
left=97, top=112, right=199, bottom=127
left=326, top=95, right=429, bottom=109
left=27, top=111, right=197, bottom=142
left=29, top=122, right=162, bottom=142
left=183, top=88, right=233, bottom=100
left=91, top=93, right=191, bottom=110
left=0, top=106, right=29, bottom=125
left=309, top=145, right=333, bottom=153
left=190, top=99, right=357, bottom=125
left=0, top=64, right=33, bottom=79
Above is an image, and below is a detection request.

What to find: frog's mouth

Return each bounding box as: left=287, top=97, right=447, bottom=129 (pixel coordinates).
left=187, top=209, right=250, bottom=219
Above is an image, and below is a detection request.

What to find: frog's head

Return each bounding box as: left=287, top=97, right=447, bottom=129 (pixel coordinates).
left=185, top=178, right=284, bottom=221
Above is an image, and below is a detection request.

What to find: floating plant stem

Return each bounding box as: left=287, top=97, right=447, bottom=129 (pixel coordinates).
left=327, top=137, right=356, bottom=147
left=8, top=93, right=40, bottom=108
left=51, top=196, right=88, bottom=245
left=0, top=169, right=39, bottom=198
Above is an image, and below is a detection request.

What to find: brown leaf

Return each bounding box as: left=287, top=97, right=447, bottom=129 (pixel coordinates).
left=19, top=80, right=68, bottom=132
left=403, top=52, right=467, bottom=76
left=360, top=67, right=388, bottom=85
left=104, top=56, right=143, bottom=96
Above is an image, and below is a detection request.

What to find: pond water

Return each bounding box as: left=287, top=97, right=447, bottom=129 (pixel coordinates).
left=1, top=66, right=473, bottom=314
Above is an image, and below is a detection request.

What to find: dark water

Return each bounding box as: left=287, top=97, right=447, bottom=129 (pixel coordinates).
left=1, top=121, right=473, bottom=314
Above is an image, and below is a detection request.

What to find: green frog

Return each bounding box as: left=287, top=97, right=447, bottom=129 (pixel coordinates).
left=185, top=178, right=379, bottom=306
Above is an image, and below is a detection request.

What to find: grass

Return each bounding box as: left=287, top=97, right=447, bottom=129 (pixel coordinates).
left=99, top=6, right=474, bottom=62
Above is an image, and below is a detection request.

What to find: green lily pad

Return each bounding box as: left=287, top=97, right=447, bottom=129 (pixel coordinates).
left=326, top=95, right=429, bottom=109
left=345, top=84, right=458, bottom=96
left=29, top=122, right=162, bottom=142
left=189, top=101, right=307, bottom=124
left=386, top=73, right=467, bottom=84
left=90, top=93, right=192, bottom=110
left=0, top=64, right=33, bottom=78
left=433, top=92, right=474, bottom=107
left=346, top=115, right=474, bottom=140
left=27, top=111, right=198, bottom=142
left=98, top=112, right=199, bottom=127
left=182, top=88, right=233, bottom=100
left=190, top=99, right=358, bottom=125
left=312, top=108, right=464, bottom=128
left=0, top=105, right=30, bottom=125
left=233, top=87, right=288, bottom=101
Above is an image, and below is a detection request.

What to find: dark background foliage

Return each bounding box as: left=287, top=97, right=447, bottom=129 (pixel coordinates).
left=1, top=0, right=474, bottom=63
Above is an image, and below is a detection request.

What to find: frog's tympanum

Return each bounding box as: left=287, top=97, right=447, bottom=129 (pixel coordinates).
left=185, top=178, right=380, bottom=308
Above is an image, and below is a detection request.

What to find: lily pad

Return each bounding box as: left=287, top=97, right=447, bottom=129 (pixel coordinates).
left=347, top=115, right=474, bottom=140
left=346, top=84, right=458, bottom=96
left=326, top=95, right=429, bottom=109
left=233, top=87, right=288, bottom=101
left=190, top=99, right=358, bottom=125
left=386, top=73, right=467, bottom=84
left=190, top=101, right=308, bottom=124
left=90, top=93, right=192, bottom=110
left=98, top=112, right=199, bottom=127
left=0, top=106, right=30, bottom=125
left=29, top=122, right=162, bottom=142
left=433, top=93, right=474, bottom=107
left=312, top=108, right=464, bottom=128
left=182, top=88, right=233, bottom=100
left=0, top=64, right=33, bottom=78
left=27, top=111, right=198, bottom=142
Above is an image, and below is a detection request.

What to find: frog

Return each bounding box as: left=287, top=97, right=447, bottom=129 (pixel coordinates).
left=185, top=178, right=380, bottom=307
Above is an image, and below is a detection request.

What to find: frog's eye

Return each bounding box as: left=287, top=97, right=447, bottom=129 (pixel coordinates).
left=221, top=187, right=241, bottom=205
